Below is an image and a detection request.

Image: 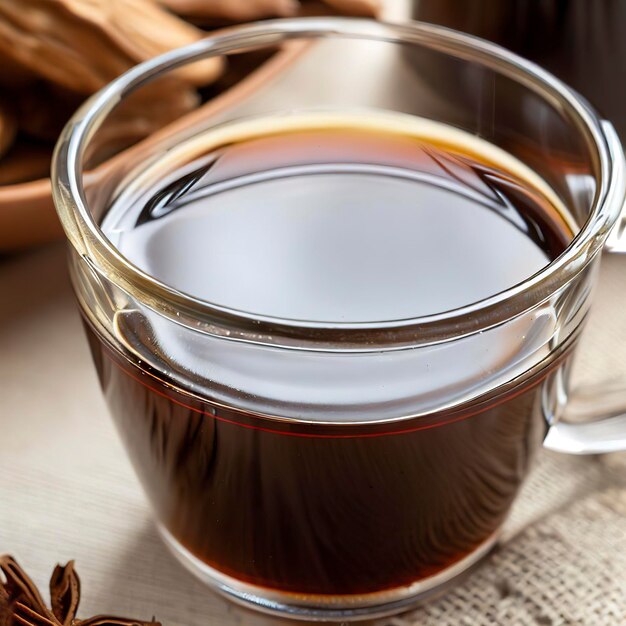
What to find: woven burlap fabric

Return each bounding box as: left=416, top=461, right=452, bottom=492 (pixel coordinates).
left=1, top=247, right=626, bottom=626
left=389, top=453, right=626, bottom=626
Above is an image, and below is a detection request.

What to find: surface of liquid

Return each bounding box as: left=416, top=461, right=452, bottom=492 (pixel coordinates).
left=91, top=113, right=575, bottom=597
left=102, top=113, right=572, bottom=322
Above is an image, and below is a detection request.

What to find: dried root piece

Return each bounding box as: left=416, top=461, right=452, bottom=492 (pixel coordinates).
left=0, top=102, right=17, bottom=159
left=159, top=0, right=298, bottom=20
left=0, top=0, right=136, bottom=93
left=65, top=0, right=224, bottom=85
left=320, top=0, right=381, bottom=16
left=0, top=50, right=38, bottom=88
left=5, top=77, right=197, bottom=169
left=85, top=78, right=200, bottom=166
left=0, top=141, right=53, bottom=185
left=0, top=0, right=223, bottom=93
left=13, top=82, right=84, bottom=142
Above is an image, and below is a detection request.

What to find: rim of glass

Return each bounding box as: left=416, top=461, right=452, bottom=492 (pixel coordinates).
left=52, top=17, right=624, bottom=349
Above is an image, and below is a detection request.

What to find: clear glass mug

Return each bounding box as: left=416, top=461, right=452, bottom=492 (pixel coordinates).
left=52, top=18, right=626, bottom=622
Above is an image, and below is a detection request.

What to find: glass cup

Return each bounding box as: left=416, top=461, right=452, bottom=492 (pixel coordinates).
left=52, top=18, right=626, bottom=622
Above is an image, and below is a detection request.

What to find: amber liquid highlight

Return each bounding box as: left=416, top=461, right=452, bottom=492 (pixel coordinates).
left=90, top=113, right=574, bottom=596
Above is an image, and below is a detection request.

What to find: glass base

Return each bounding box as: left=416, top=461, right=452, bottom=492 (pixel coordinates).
left=158, top=524, right=498, bottom=622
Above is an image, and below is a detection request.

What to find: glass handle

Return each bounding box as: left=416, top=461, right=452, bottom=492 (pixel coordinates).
left=544, top=385, right=626, bottom=454
left=544, top=121, right=626, bottom=454
left=603, top=121, right=626, bottom=253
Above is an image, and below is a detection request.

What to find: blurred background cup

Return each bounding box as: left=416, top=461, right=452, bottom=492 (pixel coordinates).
left=414, top=0, right=626, bottom=141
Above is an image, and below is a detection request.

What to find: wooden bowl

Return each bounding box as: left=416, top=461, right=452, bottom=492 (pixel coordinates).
left=0, top=43, right=306, bottom=252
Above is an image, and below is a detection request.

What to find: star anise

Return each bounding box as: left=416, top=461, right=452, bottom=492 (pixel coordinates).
left=0, top=556, right=160, bottom=626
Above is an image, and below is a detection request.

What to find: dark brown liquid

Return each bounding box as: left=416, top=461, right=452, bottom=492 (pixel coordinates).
left=91, top=115, right=574, bottom=596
